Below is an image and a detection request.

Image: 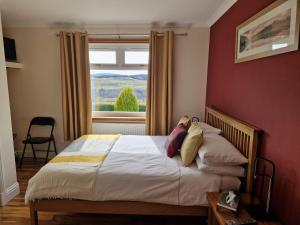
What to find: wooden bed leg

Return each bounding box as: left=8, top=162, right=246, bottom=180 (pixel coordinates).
left=208, top=206, right=218, bottom=225
left=30, top=202, right=39, bottom=225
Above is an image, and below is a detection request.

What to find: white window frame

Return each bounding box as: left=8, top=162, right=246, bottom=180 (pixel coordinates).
left=89, top=49, right=117, bottom=65
left=89, top=44, right=149, bottom=70
left=123, top=49, right=149, bottom=66
left=89, top=43, right=149, bottom=118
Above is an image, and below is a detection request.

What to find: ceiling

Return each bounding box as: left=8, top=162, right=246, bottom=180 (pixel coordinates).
left=0, top=0, right=237, bottom=28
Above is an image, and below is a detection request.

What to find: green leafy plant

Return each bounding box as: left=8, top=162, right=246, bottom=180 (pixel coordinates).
left=138, top=104, right=146, bottom=112
left=115, top=87, right=139, bottom=112
left=94, top=102, right=115, bottom=111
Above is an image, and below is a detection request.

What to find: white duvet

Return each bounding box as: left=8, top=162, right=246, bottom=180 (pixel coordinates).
left=25, top=135, right=241, bottom=206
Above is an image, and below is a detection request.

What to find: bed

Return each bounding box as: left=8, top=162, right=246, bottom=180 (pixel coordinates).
left=28, top=107, right=262, bottom=225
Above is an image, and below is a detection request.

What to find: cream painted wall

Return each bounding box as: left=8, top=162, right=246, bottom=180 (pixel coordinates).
left=173, top=28, right=209, bottom=126
left=4, top=27, right=65, bottom=156
left=0, top=11, right=19, bottom=205
left=4, top=27, right=209, bottom=154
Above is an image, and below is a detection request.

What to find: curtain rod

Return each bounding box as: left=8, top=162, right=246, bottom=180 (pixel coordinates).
left=56, top=32, right=188, bottom=37
left=89, top=32, right=188, bottom=37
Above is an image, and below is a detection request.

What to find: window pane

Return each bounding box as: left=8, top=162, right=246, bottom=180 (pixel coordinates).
left=125, top=51, right=149, bottom=64
left=89, top=51, right=116, bottom=64
left=91, top=70, right=147, bottom=112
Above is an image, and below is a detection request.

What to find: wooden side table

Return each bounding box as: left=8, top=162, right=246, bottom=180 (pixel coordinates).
left=207, top=192, right=281, bottom=225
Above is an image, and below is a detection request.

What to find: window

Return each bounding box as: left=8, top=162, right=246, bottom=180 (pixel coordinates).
left=124, top=51, right=149, bottom=64
left=89, top=42, right=149, bottom=119
left=89, top=50, right=117, bottom=64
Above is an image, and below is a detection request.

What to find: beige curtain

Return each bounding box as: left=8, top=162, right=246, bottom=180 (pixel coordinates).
left=146, top=31, right=174, bottom=135
left=59, top=31, right=92, bottom=141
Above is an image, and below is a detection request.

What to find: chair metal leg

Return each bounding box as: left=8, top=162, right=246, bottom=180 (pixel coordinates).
left=52, top=138, right=58, bottom=155
left=31, top=144, right=37, bottom=160
left=45, top=141, right=51, bottom=164
left=19, top=143, right=27, bottom=168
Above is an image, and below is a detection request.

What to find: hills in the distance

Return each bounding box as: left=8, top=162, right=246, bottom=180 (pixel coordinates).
left=91, top=73, right=147, bottom=80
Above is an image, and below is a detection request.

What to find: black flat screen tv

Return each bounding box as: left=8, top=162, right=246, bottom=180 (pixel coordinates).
left=3, top=37, right=17, bottom=61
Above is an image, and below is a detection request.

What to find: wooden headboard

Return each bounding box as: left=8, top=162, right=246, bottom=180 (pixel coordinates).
left=205, top=107, right=262, bottom=193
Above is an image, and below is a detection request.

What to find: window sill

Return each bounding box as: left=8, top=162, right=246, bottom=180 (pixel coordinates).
left=92, top=116, right=146, bottom=124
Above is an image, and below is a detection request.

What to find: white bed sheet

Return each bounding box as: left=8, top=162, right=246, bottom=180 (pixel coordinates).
left=94, top=135, right=241, bottom=206
left=25, top=135, right=241, bottom=206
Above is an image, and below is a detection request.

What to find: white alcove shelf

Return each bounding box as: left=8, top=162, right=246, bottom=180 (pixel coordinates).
left=5, top=61, right=23, bottom=69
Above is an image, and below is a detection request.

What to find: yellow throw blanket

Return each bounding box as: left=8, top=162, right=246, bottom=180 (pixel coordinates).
left=25, top=134, right=119, bottom=203
left=48, top=134, right=119, bottom=165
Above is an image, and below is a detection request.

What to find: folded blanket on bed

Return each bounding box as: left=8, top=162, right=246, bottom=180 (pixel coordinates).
left=25, top=134, right=120, bottom=203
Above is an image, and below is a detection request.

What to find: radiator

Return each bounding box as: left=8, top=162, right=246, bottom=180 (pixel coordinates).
left=92, top=123, right=145, bottom=135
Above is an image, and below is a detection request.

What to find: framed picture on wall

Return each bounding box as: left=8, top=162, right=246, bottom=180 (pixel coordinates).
left=235, top=0, right=300, bottom=63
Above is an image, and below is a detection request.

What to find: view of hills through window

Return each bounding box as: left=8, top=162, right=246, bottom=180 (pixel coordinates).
left=91, top=69, right=148, bottom=112
left=89, top=42, right=149, bottom=113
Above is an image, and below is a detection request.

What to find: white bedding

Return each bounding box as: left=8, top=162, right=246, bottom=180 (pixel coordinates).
left=93, top=135, right=240, bottom=206
left=25, top=135, right=241, bottom=206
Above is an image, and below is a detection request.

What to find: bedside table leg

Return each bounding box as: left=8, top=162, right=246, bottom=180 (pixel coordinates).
left=208, top=207, right=219, bottom=225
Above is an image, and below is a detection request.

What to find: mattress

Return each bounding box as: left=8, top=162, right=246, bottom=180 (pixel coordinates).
left=25, top=135, right=241, bottom=206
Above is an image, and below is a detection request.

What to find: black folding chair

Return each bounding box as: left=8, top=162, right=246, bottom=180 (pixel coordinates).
left=19, top=117, right=58, bottom=168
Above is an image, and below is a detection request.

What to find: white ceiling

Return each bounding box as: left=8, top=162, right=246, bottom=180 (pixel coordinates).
left=0, top=0, right=237, bottom=28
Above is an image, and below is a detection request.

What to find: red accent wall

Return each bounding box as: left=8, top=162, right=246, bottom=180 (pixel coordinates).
left=206, top=1, right=300, bottom=224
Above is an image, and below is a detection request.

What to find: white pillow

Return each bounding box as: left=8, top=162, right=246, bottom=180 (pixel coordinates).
left=198, top=133, right=248, bottom=166
left=198, top=122, right=222, bottom=134
left=195, top=157, right=246, bottom=177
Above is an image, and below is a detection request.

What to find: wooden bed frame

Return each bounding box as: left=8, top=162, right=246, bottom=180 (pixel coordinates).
left=29, top=107, right=262, bottom=225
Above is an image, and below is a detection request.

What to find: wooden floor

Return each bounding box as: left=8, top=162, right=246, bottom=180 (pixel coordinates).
left=0, top=158, right=207, bottom=225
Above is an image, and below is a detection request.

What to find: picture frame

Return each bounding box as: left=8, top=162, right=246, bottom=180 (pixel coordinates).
left=235, top=0, right=300, bottom=63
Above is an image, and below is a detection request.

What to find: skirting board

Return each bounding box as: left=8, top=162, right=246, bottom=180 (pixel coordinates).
left=0, top=182, right=20, bottom=206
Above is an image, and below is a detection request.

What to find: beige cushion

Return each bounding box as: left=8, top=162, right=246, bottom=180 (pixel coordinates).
left=180, top=123, right=204, bottom=166
left=177, top=115, right=191, bottom=129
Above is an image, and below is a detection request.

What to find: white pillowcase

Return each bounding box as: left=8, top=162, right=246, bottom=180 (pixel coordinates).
left=198, top=133, right=248, bottom=166
left=198, top=122, right=222, bottom=134
left=195, top=157, right=246, bottom=177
